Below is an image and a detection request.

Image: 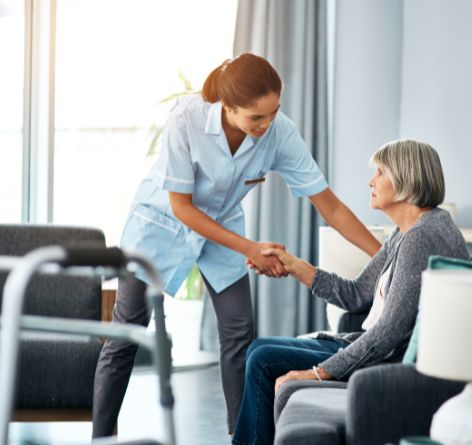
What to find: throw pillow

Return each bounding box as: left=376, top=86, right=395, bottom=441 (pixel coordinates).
left=402, top=255, right=472, bottom=364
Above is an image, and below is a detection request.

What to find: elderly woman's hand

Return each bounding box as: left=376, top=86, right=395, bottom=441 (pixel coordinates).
left=275, top=367, right=333, bottom=393
left=261, top=248, right=317, bottom=288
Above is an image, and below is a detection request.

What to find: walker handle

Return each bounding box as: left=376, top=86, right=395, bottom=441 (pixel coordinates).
left=59, top=247, right=126, bottom=268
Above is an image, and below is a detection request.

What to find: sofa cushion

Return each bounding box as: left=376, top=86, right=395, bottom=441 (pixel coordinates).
left=275, top=379, right=347, bottom=423
left=402, top=255, right=472, bottom=364
left=275, top=387, right=347, bottom=445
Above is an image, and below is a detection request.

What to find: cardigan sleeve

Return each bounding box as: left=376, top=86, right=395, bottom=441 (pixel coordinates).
left=311, top=231, right=396, bottom=313
left=318, top=228, right=431, bottom=379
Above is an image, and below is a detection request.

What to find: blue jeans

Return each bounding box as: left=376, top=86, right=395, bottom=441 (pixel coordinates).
left=232, top=336, right=344, bottom=445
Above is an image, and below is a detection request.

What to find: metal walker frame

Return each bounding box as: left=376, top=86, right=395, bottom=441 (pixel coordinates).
left=0, top=246, right=176, bottom=445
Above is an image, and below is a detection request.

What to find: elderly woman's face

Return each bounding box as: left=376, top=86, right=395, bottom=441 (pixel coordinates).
left=368, top=165, right=396, bottom=210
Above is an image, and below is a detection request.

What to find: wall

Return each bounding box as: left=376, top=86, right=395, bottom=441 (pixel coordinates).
left=331, top=0, right=403, bottom=226
left=332, top=0, right=472, bottom=227
left=400, top=0, right=472, bottom=227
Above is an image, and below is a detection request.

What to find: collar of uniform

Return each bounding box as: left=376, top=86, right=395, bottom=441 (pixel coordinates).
left=205, top=100, right=257, bottom=158
left=205, top=101, right=223, bottom=135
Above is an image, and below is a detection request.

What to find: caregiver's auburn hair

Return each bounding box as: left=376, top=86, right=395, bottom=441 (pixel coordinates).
left=201, top=53, right=282, bottom=108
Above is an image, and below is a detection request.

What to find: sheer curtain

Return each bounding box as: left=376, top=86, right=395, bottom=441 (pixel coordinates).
left=235, top=0, right=330, bottom=336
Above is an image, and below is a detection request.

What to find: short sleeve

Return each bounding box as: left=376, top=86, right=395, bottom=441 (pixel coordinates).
left=273, top=116, right=328, bottom=198
left=154, top=111, right=195, bottom=194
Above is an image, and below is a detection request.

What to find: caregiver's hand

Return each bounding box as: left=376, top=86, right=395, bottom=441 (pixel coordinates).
left=246, top=242, right=288, bottom=278
left=261, top=247, right=317, bottom=287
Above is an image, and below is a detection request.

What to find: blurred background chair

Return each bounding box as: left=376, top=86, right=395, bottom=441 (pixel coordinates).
left=0, top=224, right=110, bottom=422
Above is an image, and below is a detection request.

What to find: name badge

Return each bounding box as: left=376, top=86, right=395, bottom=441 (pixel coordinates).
left=244, top=177, right=266, bottom=186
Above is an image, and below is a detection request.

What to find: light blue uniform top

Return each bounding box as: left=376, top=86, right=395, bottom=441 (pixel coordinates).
left=121, top=95, right=328, bottom=295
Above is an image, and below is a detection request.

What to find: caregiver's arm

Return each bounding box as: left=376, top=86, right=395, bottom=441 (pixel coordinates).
left=309, top=188, right=381, bottom=257
left=169, top=191, right=285, bottom=277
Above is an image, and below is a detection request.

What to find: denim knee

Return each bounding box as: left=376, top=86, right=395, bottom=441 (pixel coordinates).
left=245, top=337, right=272, bottom=361
left=246, top=342, right=278, bottom=378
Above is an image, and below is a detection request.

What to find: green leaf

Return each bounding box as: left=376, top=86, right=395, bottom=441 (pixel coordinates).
left=187, top=265, right=203, bottom=300
left=159, top=91, right=192, bottom=104
left=146, top=124, right=164, bottom=157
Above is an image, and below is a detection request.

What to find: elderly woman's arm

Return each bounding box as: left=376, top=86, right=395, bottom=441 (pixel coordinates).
left=318, top=228, right=432, bottom=379
left=262, top=232, right=392, bottom=313
left=273, top=228, right=430, bottom=387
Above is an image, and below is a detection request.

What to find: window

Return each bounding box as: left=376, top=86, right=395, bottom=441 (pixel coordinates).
left=0, top=1, right=25, bottom=222
left=53, top=0, right=237, bottom=245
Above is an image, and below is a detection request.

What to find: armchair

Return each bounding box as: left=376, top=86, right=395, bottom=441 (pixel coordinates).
left=0, top=224, right=109, bottom=422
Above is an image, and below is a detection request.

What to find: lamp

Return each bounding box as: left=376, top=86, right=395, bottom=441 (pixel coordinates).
left=416, top=269, right=472, bottom=445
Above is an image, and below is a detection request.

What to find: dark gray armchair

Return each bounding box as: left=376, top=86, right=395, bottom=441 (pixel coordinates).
left=0, top=224, right=107, bottom=421
left=274, top=312, right=465, bottom=445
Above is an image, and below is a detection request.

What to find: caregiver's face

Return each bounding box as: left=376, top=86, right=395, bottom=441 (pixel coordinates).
left=227, top=92, right=280, bottom=138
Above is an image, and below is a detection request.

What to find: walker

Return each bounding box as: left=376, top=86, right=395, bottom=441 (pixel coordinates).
left=0, top=246, right=176, bottom=445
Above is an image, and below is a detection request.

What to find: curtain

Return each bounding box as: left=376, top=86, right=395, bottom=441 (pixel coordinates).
left=200, top=0, right=329, bottom=349
left=235, top=0, right=329, bottom=337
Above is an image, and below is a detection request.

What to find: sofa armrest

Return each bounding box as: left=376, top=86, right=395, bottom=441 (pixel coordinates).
left=275, top=379, right=347, bottom=424
left=345, top=363, right=465, bottom=445
left=336, top=311, right=368, bottom=333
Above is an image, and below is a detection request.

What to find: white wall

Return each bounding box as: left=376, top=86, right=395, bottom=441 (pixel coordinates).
left=332, top=0, right=472, bottom=227
left=400, top=0, right=472, bottom=227
left=332, top=0, right=403, bottom=226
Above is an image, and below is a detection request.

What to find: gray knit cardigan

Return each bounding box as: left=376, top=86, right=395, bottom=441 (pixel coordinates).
left=312, top=207, right=469, bottom=379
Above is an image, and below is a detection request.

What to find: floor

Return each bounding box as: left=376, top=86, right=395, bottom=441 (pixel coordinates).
left=9, top=363, right=231, bottom=445
left=9, top=295, right=229, bottom=444
left=119, top=363, right=230, bottom=444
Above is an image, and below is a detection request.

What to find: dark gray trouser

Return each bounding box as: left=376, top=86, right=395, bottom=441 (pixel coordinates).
left=202, top=274, right=254, bottom=433
left=92, top=273, right=254, bottom=437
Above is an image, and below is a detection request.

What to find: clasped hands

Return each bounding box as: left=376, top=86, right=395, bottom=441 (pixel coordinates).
left=245, top=242, right=297, bottom=278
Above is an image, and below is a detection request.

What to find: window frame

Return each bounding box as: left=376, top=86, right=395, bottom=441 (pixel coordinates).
left=22, top=0, right=57, bottom=223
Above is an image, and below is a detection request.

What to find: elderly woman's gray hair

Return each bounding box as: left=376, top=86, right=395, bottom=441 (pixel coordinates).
left=370, top=140, right=445, bottom=207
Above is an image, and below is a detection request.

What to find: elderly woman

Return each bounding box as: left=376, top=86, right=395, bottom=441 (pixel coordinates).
left=231, top=140, right=470, bottom=445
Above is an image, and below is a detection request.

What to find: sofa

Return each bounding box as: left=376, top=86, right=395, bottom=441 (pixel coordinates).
left=273, top=227, right=470, bottom=444
left=274, top=313, right=465, bottom=445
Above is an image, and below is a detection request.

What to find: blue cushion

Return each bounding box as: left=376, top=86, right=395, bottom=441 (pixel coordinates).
left=402, top=255, right=472, bottom=364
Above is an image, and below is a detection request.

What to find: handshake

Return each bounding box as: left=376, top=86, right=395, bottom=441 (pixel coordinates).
left=245, top=241, right=316, bottom=288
